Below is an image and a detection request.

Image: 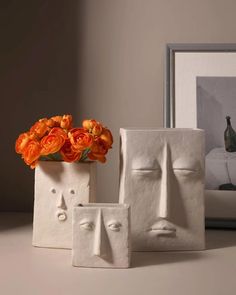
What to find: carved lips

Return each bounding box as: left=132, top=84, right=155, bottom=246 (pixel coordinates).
left=149, top=220, right=176, bottom=237
left=56, top=210, right=67, bottom=222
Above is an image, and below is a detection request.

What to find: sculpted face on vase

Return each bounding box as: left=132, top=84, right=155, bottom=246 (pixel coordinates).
left=33, top=161, right=96, bottom=249
left=119, top=128, right=205, bottom=251
left=51, top=186, right=75, bottom=223
left=72, top=204, right=130, bottom=268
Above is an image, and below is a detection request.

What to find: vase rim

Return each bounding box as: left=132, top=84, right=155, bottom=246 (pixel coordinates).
left=75, top=203, right=130, bottom=209
left=120, top=127, right=203, bottom=132
left=38, top=160, right=95, bottom=164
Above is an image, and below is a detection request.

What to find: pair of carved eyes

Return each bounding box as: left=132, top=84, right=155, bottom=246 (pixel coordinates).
left=50, top=188, right=76, bottom=194
left=80, top=221, right=122, bottom=232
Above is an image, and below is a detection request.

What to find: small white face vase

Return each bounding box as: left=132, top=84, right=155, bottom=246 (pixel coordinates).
left=33, top=161, right=96, bottom=249
left=72, top=204, right=130, bottom=268
left=119, top=128, right=205, bottom=251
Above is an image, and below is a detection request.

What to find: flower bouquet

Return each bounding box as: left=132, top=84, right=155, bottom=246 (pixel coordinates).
left=15, top=115, right=113, bottom=168
left=15, top=115, right=113, bottom=249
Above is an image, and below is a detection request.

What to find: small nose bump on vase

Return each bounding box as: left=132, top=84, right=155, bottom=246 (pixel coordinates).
left=57, top=194, right=67, bottom=210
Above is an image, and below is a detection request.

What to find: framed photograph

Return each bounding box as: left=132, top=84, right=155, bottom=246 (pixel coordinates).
left=165, top=44, right=236, bottom=228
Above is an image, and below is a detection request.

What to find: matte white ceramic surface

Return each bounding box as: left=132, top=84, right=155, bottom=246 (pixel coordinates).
left=72, top=203, right=130, bottom=268
left=119, top=128, right=205, bottom=251
left=33, top=161, right=96, bottom=249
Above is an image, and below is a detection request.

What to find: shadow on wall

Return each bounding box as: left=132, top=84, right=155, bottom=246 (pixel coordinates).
left=0, top=0, right=81, bottom=211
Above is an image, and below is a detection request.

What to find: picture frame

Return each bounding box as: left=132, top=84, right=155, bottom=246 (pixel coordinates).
left=165, top=43, right=236, bottom=228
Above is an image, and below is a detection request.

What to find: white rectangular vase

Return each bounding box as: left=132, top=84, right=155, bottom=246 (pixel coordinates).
left=72, top=203, right=131, bottom=268
left=119, top=128, right=205, bottom=251
left=33, top=161, right=96, bottom=249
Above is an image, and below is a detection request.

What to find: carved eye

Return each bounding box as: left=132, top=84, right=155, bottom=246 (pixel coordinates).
left=80, top=221, right=94, bottom=231
left=108, top=221, right=122, bottom=232
left=51, top=188, right=56, bottom=194
left=173, top=168, right=197, bottom=177
left=132, top=168, right=161, bottom=179
left=70, top=189, right=75, bottom=195
left=173, top=159, right=200, bottom=177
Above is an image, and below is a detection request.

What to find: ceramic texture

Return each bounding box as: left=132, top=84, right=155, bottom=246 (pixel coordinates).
left=72, top=204, right=131, bottom=268
left=119, top=128, right=205, bottom=251
left=33, top=161, right=96, bottom=249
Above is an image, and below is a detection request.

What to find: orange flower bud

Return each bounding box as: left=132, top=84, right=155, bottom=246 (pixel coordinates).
left=51, top=115, right=62, bottom=127
left=39, top=118, right=47, bottom=123
left=30, top=121, right=48, bottom=138
left=82, top=119, right=103, bottom=136
left=60, top=114, right=73, bottom=129
left=22, top=140, right=41, bottom=168
left=82, top=119, right=93, bottom=131
left=100, top=128, right=113, bottom=148
left=60, top=139, right=82, bottom=162
left=92, top=123, right=103, bottom=136
left=15, top=132, right=31, bottom=154
left=68, top=128, right=94, bottom=152
left=46, top=118, right=56, bottom=128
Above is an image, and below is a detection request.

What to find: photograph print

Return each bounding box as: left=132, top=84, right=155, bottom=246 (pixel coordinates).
left=197, top=77, right=236, bottom=192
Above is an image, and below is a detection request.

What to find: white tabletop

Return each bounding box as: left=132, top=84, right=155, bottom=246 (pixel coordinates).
left=0, top=213, right=236, bottom=295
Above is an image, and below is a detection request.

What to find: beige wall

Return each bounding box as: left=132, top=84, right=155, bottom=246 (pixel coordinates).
left=2, top=0, right=236, bottom=210
left=77, top=0, right=236, bottom=203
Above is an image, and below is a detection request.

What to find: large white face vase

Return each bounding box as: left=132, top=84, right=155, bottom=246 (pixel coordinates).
left=72, top=204, right=130, bottom=268
left=119, top=128, right=205, bottom=251
left=33, top=161, right=96, bottom=249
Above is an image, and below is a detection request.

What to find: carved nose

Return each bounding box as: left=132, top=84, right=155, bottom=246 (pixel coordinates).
left=158, top=143, right=171, bottom=218
left=93, top=209, right=106, bottom=257
left=57, top=194, right=67, bottom=210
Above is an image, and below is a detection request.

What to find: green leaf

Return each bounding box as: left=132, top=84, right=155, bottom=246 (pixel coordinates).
left=79, top=148, right=90, bottom=162
left=39, top=153, right=62, bottom=162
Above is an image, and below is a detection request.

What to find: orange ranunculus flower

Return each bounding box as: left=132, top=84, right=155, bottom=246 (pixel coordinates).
left=60, top=139, right=82, bottom=162
left=22, top=140, right=41, bottom=168
left=30, top=121, right=48, bottom=138
left=15, top=132, right=31, bottom=154
left=82, top=119, right=103, bottom=136
left=88, top=138, right=108, bottom=163
left=49, top=127, right=68, bottom=139
left=45, top=118, right=56, bottom=128
left=40, top=134, right=65, bottom=156
left=38, top=118, right=47, bottom=124
left=82, top=119, right=93, bottom=131
left=38, top=117, right=55, bottom=128
left=92, top=122, right=103, bottom=136
left=68, top=128, right=94, bottom=152
left=100, top=128, right=113, bottom=148
left=60, top=114, right=73, bottom=129
left=50, top=115, right=62, bottom=126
